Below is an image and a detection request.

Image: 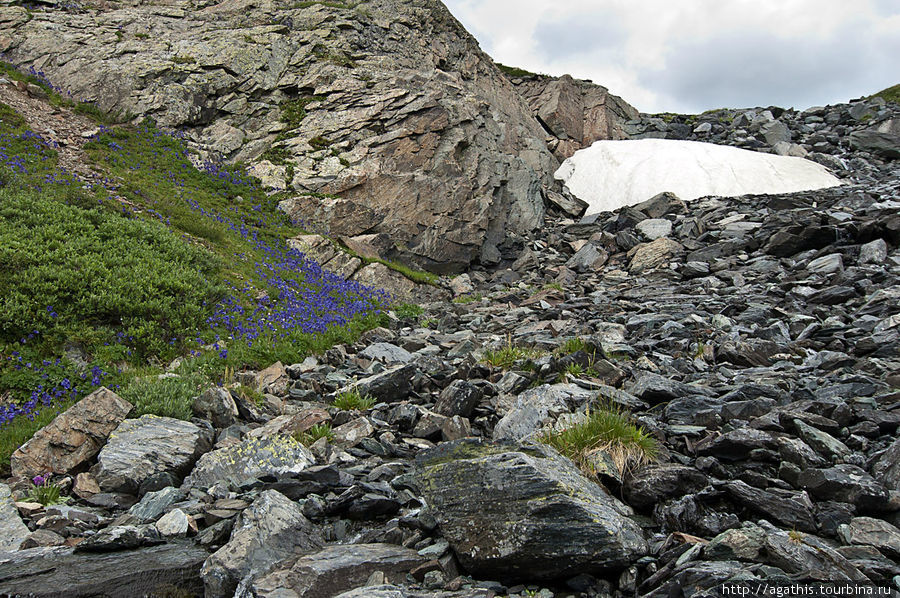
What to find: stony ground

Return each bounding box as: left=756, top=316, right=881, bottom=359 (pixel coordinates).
left=1, top=96, right=900, bottom=597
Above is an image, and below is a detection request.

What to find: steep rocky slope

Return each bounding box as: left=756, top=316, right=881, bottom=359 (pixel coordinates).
left=1, top=0, right=561, bottom=272
left=1, top=78, right=898, bottom=597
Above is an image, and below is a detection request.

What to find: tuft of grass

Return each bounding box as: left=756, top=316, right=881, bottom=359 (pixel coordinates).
left=394, top=303, right=423, bottom=319
left=452, top=293, right=482, bottom=304
left=294, top=422, right=334, bottom=445
left=555, top=337, right=588, bottom=356
left=481, top=341, right=545, bottom=369
left=24, top=476, right=69, bottom=506
left=871, top=83, right=900, bottom=105
left=119, top=373, right=209, bottom=420
left=540, top=406, right=658, bottom=479
left=333, top=388, right=375, bottom=411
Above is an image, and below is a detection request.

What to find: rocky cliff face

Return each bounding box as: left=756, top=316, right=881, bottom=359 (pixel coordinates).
left=1, top=0, right=561, bottom=272
left=505, top=72, right=639, bottom=161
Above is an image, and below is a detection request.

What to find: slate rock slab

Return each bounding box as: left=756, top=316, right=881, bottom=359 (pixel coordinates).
left=202, top=489, right=322, bottom=598
left=0, top=543, right=207, bottom=597
left=416, top=439, right=647, bottom=580
left=185, top=435, right=314, bottom=490
left=11, top=387, right=132, bottom=478
left=94, top=415, right=213, bottom=494
left=249, top=543, right=426, bottom=598
left=0, top=482, right=29, bottom=552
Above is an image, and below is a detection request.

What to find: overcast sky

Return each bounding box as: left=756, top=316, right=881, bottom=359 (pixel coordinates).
left=443, top=0, right=900, bottom=114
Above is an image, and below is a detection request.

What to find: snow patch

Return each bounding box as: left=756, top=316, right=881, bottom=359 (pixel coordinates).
left=555, top=139, right=842, bottom=216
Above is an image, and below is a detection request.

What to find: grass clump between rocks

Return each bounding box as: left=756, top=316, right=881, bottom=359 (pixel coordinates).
left=294, top=422, right=334, bottom=445
left=481, top=342, right=544, bottom=369
left=540, top=406, right=658, bottom=479
left=119, top=373, right=209, bottom=420
left=333, top=388, right=375, bottom=411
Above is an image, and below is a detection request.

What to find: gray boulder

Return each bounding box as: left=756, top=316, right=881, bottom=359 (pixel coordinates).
left=872, top=437, right=900, bottom=492
left=492, top=383, right=595, bottom=441
left=93, top=415, right=213, bottom=494
left=193, top=387, right=239, bottom=429
left=0, top=482, right=30, bottom=552
left=185, top=435, right=314, bottom=491
left=838, top=517, right=900, bottom=558
left=202, top=490, right=322, bottom=598
left=417, top=440, right=647, bottom=580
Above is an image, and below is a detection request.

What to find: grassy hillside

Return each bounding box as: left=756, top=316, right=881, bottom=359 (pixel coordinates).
left=0, top=63, right=391, bottom=464
left=871, top=83, right=900, bottom=105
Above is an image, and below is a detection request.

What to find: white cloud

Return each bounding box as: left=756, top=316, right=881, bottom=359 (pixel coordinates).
left=444, top=0, right=900, bottom=113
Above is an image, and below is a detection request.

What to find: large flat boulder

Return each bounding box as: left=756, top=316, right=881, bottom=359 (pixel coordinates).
left=416, top=440, right=647, bottom=581
left=11, top=387, right=132, bottom=479
left=0, top=544, right=207, bottom=597
left=555, top=139, right=841, bottom=216
left=93, top=415, right=213, bottom=494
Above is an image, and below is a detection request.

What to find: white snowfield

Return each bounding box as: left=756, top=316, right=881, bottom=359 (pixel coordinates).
left=554, top=139, right=843, bottom=216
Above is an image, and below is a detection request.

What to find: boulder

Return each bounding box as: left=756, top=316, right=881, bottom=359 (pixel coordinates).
left=11, top=387, right=132, bottom=478
left=345, top=363, right=416, bottom=403
left=184, top=435, right=314, bottom=490
left=629, top=238, right=684, bottom=274
left=0, top=544, right=207, bottom=597
left=797, top=464, right=892, bottom=511
left=93, top=415, right=212, bottom=494
left=433, top=380, right=483, bottom=418
left=873, top=438, right=900, bottom=492
left=417, top=440, right=647, bottom=580
left=838, top=517, right=900, bottom=558
left=248, top=543, right=426, bottom=598
left=192, top=387, right=239, bottom=429
left=0, top=482, right=30, bottom=552
left=623, top=464, right=709, bottom=511
left=492, top=383, right=595, bottom=441
left=202, top=490, right=322, bottom=598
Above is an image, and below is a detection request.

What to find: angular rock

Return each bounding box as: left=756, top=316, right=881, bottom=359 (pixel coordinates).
left=630, top=372, right=714, bottom=404
left=155, top=508, right=190, bottom=537
left=202, top=489, right=322, bottom=598
left=360, top=342, right=413, bottom=364
left=433, top=380, right=483, bottom=418
left=635, top=218, right=673, bottom=241
left=0, top=482, right=30, bottom=552
left=74, top=525, right=164, bottom=552
left=128, top=486, right=185, bottom=523
left=185, top=435, right=314, bottom=490
left=797, top=465, right=892, bottom=511
left=192, top=386, right=239, bottom=429
left=838, top=517, right=900, bottom=558
left=858, top=238, right=888, bottom=265
left=492, top=384, right=595, bottom=441
left=417, top=440, right=647, bottom=580
left=629, top=238, right=683, bottom=274
left=565, top=242, right=608, bottom=272
left=873, top=438, right=900, bottom=492
left=346, top=364, right=415, bottom=403
left=11, top=387, right=132, bottom=478
left=623, top=464, right=709, bottom=511
left=93, top=415, right=212, bottom=494
left=723, top=480, right=817, bottom=532
left=249, top=543, right=426, bottom=598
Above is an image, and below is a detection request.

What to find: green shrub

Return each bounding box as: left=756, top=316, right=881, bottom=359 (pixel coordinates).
left=0, top=186, right=224, bottom=359
left=333, top=388, right=374, bottom=410
left=394, top=303, right=423, bottom=319
left=120, top=373, right=209, bottom=420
